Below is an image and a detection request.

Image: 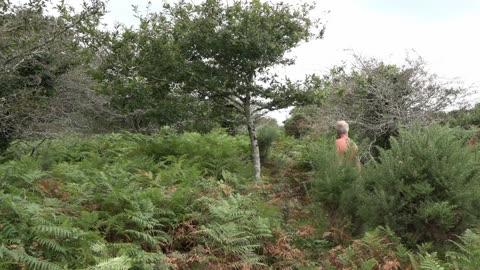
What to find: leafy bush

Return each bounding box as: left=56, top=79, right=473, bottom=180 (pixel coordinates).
left=359, top=125, right=480, bottom=246
left=284, top=114, right=311, bottom=138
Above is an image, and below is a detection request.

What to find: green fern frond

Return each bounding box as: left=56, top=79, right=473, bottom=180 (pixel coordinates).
left=90, top=242, right=108, bottom=254
left=446, top=229, right=480, bottom=269
left=88, top=256, right=132, bottom=270
left=33, top=225, right=77, bottom=238
left=0, top=246, right=63, bottom=270
left=126, top=211, right=155, bottom=229
left=360, top=258, right=378, bottom=270
left=412, top=253, right=446, bottom=270
left=34, top=237, right=67, bottom=254
left=124, top=230, right=157, bottom=246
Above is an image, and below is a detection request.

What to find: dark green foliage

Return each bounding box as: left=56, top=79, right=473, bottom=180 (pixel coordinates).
left=446, top=103, right=480, bottom=129
left=305, top=137, right=360, bottom=215
left=284, top=114, right=311, bottom=138
left=0, top=0, right=105, bottom=151
left=257, top=125, right=281, bottom=163
left=359, top=125, right=480, bottom=246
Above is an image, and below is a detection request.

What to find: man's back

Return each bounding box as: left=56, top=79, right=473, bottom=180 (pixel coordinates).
left=335, top=121, right=361, bottom=171
left=336, top=134, right=358, bottom=161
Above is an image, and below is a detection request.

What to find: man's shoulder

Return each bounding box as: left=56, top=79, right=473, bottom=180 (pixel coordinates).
left=336, top=138, right=346, bottom=146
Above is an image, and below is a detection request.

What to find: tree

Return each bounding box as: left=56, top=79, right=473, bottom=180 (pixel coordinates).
left=169, top=0, right=325, bottom=180
left=292, top=56, right=466, bottom=155
left=95, top=19, right=230, bottom=134
left=26, top=67, right=127, bottom=137
left=0, top=0, right=105, bottom=152
left=97, top=0, right=325, bottom=180
left=283, top=105, right=331, bottom=138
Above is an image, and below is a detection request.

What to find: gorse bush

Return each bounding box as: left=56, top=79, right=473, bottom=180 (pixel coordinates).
left=305, top=137, right=360, bottom=216
left=358, top=125, right=480, bottom=246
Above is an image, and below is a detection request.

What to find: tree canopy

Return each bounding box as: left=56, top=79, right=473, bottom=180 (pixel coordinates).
left=97, top=0, right=326, bottom=180
left=0, top=0, right=105, bottom=151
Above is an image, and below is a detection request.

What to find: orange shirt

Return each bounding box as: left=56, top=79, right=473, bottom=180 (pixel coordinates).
left=336, top=134, right=358, bottom=161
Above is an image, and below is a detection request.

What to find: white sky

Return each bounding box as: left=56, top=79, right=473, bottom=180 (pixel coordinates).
left=269, top=0, right=480, bottom=123
left=25, top=0, right=480, bottom=123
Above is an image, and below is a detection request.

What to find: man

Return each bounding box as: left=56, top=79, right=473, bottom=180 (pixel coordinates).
left=335, top=121, right=361, bottom=171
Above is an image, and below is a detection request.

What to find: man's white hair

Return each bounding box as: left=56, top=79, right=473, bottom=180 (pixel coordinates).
left=336, top=120, right=349, bottom=135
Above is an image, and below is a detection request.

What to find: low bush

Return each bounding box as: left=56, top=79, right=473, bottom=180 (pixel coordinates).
left=359, top=125, right=480, bottom=247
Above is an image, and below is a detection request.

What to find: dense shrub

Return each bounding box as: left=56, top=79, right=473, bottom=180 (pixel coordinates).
left=305, top=137, right=361, bottom=217
left=284, top=114, right=311, bottom=138
left=257, top=125, right=281, bottom=163
left=359, top=125, right=480, bottom=246
left=446, top=103, right=480, bottom=129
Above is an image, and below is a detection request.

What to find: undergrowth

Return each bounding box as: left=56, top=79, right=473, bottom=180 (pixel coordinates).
left=2, top=127, right=480, bottom=269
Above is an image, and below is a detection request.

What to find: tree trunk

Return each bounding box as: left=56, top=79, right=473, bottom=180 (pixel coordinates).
left=245, top=97, right=262, bottom=181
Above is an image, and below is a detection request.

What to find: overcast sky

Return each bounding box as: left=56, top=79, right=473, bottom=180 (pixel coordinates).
left=37, top=0, right=480, bottom=123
